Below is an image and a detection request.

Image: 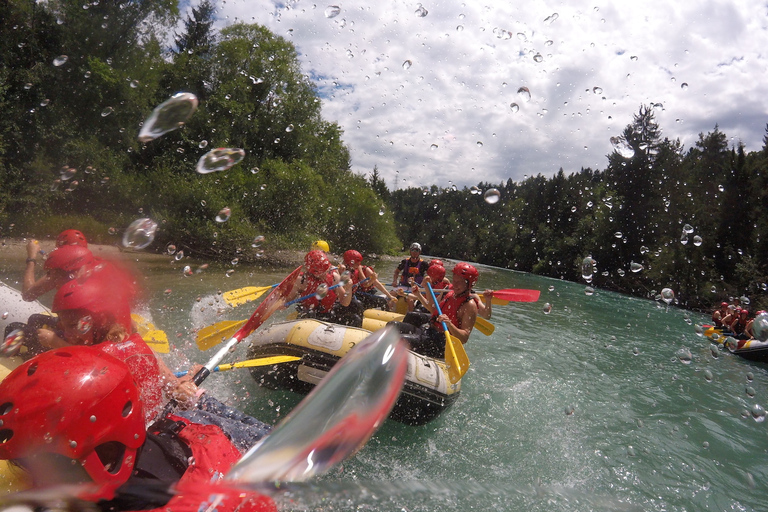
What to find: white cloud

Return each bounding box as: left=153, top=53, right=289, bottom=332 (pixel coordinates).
left=213, top=0, right=768, bottom=189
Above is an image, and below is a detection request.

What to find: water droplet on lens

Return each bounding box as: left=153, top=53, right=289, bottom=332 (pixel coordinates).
left=138, top=92, right=199, bottom=142
left=661, top=288, right=675, bottom=305
left=630, top=262, right=643, bottom=273
left=751, top=404, right=765, bottom=422
left=196, top=148, right=245, bottom=174
left=683, top=224, right=694, bottom=234
left=676, top=347, right=692, bottom=364
left=746, top=386, right=756, bottom=397
left=542, top=303, right=552, bottom=314
left=402, top=60, right=412, bottom=70
left=592, top=86, right=602, bottom=94
left=324, top=5, right=341, bottom=18
left=610, top=136, right=635, bottom=158
left=584, top=286, right=595, bottom=296
left=516, top=86, right=531, bottom=102
left=285, top=124, right=294, bottom=132
left=693, top=235, right=702, bottom=246
left=53, top=55, right=68, bottom=67
left=704, top=369, right=713, bottom=382
left=483, top=188, right=500, bottom=204
left=614, top=231, right=623, bottom=238
left=752, top=312, right=768, bottom=341
left=510, top=103, right=519, bottom=112
left=252, top=235, right=265, bottom=248
left=215, top=207, right=232, bottom=223
left=121, top=218, right=158, bottom=250
left=166, top=244, right=177, bottom=255
left=101, top=107, right=114, bottom=117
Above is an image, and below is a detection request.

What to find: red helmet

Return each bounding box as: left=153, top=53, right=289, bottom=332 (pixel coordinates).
left=429, top=259, right=444, bottom=268
left=343, top=249, right=363, bottom=267
left=0, top=346, right=145, bottom=493
left=56, top=229, right=88, bottom=248
left=427, top=264, right=446, bottom=283
left=304, top=250, right=331, bottom=276
left=720, top=302, right=728, bottom=307
left=44, top=245, right=95, bottom=272
left=453, top=262, right=479, bottom=288
left=53, top=271, right=132, bottom=335
left=741, top=309, right=749, bottom=316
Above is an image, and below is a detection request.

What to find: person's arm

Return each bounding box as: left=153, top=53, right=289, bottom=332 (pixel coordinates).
left=437, top=300, right=477, bottom=344
left=336, top=271, right=352, bottom=307
left=476, top=290, right=493, bottom=320
left=364, top=267, right=396, bottom=303
left=412, top=279, right=436, bottom=313
left=392, top=265, right=402, bottom=287
left=22, top=240, right=54, bottom=301
left=746, top=319, right=754, bottom=339
left=157, top=357, right=199, bottom=405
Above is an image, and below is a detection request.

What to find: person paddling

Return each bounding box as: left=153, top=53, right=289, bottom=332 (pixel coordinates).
left=0, top=346, right=277, bottom=512
left=389, top=263, right=479, bottom=359
left=284, top=250, right=354, bottom=324
left=341, top=249, right=396, bottom=311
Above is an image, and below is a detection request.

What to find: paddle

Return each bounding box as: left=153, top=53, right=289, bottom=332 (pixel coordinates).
left=196, top=277, right=364, bottom=351
left=131, top=313, right=169, bottom=354
left=226, top=326, right=408, bottom=482
left=485, top=289, right=540, bottom=302
left=397, top=286, right=540, bottom=303
left=196, top=319, right=247, bottom=351
left=426, top=282, right=469, bottom=384
left=222, top=284, right=278, bottom=308
left=173, top=355, right=300, bottom=377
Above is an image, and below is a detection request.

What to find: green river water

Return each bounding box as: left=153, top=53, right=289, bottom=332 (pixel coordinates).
left=1, top=252, right=766, bottom=511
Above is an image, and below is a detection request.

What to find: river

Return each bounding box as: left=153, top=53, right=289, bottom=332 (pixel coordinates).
left=1, top=251, right=765, bottom=512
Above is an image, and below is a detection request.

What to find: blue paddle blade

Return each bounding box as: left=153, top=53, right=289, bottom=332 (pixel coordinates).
left=226, top=326, right=408, bottom=483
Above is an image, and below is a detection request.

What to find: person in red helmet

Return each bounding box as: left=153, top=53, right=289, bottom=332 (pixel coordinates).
left=712, top=301, right=729, bottom=328
left=730, top=309, right=751, bottom=340
left=283, top=250, right=352, bottom=323
left=341, top=249, right=396, bottom=311
left=56, top=228, right=88, bottom=247
left=0, top=346, right=277, bottom=512
left=22, top=243, right=95, bottom=302
left=390, top=262, right=479, bottom=359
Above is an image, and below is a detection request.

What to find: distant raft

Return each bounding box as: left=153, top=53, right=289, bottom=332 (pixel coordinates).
left=246, top=310, right=462, bottom=426
left=704, top=324, right=768, bottom=363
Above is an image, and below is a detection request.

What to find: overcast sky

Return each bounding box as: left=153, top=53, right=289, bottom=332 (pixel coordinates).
left=210, top=0, right=768, bottom=190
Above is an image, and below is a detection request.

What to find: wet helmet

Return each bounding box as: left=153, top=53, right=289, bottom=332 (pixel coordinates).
left=311, top=240, right=330, bottom=252
left=53, top=272, right=132, bottom=336
left=343, top=249, right=363, bottom=267
left=452, top=262, right=479, bottom=288
left=56, top=229, right=88, bottom=248
left=720, top=302, right=728, bottom=308
left=429, top=259, right=444, bottom=268
left=427, top=264, right=446, bottom=283
left=409, top=242, right=421, bottom=252
left=44, top=245, right=95, bottom=272
left=304, top=250, right=331, bottom=277
left=0, top=346, right=145, bottom=493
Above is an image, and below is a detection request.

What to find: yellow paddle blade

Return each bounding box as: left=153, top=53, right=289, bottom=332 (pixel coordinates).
left=489, top=296, right=509, bottom=306
left=444, top=333, right=470, bottom=384
left=223, top=286, right=274, bottom=308
left=131, top=314, right=170, bottom=353
left=196, top=319, right=247, bottom=351
left=474, top=316, right=495, bottom=336
left=218, top=355, right=301, bottom=371
left=143, top=329, right=170, bottom=354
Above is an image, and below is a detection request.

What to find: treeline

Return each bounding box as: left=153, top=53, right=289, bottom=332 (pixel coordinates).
left=0, top=0, right=400, bottom=257
left=384, top=107, right=768, bottom=311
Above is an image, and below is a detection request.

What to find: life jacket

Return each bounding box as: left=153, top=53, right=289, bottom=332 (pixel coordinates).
left=105, top=416, right=277, bottom=512
left=99, top=333, right=163, bottom=424
left=431, top=290, right=470, bottom=332
left=731, top=318, right=747, bottom=335
left=398, top=258, right=426, bottom=285
left=712, top=310, right=726, bottom=328
left=300, top=272, right=337, bottom=313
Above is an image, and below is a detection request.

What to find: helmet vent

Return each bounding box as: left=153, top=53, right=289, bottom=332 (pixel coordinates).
left=122, top=400, right=133, bottom=418
left=95, top=441, right=125, bottom=475
left=0, top=402, right=12, bottom=416
left=0, top=429, right=13, bottom=444
left=26, top=363, right=38, bottom=376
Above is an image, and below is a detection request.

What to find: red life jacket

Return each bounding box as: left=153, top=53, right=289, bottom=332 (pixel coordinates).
left=99, top=333, right=163, bottom=424
left=143, top=415, right=277, bottom=512
left=431, top=290, right=470, bottom=332
left=300, top=272, right=337, bottom=313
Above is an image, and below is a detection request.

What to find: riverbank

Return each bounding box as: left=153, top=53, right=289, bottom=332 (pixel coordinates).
left=0, top=238, right=401, bottom=270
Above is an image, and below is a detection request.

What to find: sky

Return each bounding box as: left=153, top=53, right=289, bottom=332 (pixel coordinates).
left=208, top=0, right=768, bottom=190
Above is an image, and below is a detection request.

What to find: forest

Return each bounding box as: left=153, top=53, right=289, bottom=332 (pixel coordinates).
left=1, top=0, right=767, bottom=311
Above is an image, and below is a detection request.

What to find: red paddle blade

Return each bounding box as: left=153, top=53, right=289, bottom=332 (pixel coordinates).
left=236, top=266, right=302, bottom=341
left=492, top=288, right=540, bottom=302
